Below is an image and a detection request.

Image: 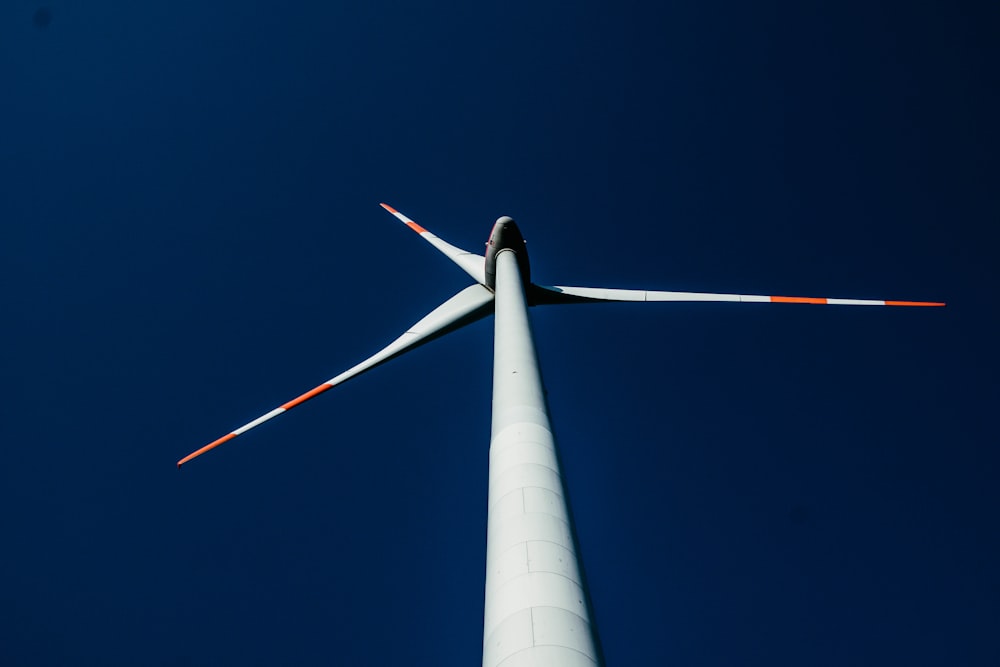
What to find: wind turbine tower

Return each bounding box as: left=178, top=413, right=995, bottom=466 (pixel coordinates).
left=484, top=221, right=600, bottom=666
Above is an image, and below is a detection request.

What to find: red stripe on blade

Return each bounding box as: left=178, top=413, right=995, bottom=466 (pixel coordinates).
left=281, top=384, right=332, bottom=410
left=177, top=432, right=237, bottom=468
left=885, top=300, right=946, bottom=307
left=770, top=296, right=828, bottom=304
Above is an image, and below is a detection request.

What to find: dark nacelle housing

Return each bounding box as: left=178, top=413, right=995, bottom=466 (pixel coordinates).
left=484, top=216, right=530, bottom=291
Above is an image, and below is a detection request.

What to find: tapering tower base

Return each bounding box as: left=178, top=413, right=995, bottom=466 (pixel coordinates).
left=483, top=249, right=600, bottom=667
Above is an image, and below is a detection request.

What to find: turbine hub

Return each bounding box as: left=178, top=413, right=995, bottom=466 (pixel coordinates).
left=484, top=216, right=530, bottom=291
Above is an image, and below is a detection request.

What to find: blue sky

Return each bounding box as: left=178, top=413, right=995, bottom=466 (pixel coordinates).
left=2, top=1, right=997, bottom=665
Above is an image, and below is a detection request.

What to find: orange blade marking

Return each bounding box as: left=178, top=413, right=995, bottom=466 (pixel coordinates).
left=380, top=202, right=427, bottom=233
left=281, top=384, right=332, bottom=410
left=770, top=296, right=828, bottom=304
left=885, top=300, right=946, bottom=307
left=177, top=432, right=237, bottom=468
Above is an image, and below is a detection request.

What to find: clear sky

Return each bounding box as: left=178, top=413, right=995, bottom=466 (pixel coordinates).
left=2, top=1, right=996, bottom=665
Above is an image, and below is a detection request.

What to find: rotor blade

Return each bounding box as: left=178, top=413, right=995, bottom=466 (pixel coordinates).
left=177, top=284, right=495, bottom=468
left=380, top=203, right=486, bottom=285
left=531, top=284, right=945, bottom=307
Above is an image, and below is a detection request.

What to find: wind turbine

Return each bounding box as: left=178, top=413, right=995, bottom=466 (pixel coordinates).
left=178, top=204, right=944, bottom=667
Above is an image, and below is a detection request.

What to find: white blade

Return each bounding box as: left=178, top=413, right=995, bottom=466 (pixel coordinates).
left=380, top=203, right=486, bottom=285
left=532, top=284, right=945, bottom=307
left=178, top=284, right=495, bottom=467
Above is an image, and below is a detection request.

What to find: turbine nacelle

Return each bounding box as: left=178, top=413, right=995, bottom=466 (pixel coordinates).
left=485, top=216, right=530, bottom=291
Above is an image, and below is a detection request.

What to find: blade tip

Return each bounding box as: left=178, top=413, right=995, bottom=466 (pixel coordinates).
left=379, top=202, right=398, bottom=213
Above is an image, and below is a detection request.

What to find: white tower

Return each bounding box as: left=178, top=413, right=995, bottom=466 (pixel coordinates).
left=483, top=248, right=601, bottom=666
